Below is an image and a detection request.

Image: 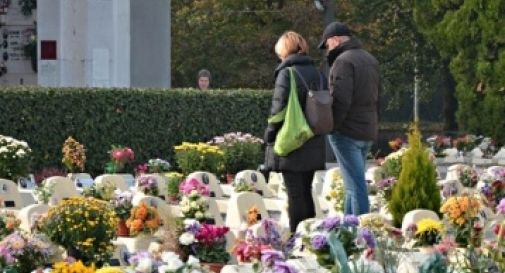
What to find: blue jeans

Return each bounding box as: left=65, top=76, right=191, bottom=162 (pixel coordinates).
left=327, top=133, right=372, bottom=215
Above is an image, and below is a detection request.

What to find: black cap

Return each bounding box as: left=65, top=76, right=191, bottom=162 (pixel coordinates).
left=318, top=21, right=352, bottom=49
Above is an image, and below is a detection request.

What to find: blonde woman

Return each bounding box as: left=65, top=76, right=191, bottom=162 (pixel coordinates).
left=264, top=31, right=327, bottom=232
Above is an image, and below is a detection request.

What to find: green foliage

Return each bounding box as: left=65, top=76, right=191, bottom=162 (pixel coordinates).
left=165, top=172, right=184, bottom=200
left=171, top=0, right=323, bottom=89
left=0, top=87, right=271, bottom=176
left=388, top=124, right=441, bottom=227
left=413, top=0, right=505, bottom=144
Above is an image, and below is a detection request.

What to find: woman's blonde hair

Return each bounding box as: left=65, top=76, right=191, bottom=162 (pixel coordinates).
left=274, top=31, right=309, bottom=59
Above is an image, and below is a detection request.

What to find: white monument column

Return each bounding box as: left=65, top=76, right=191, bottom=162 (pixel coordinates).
left=37, top=0, right=61, bottom=86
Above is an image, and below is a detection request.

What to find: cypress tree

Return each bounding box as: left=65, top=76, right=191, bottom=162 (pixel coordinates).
left=388, top=124, right=441, bottom=227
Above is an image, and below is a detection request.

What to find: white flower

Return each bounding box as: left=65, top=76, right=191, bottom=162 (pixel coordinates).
left=194, top=211, right=204, bottom=219
left=181, top=206, right=190, bottom=213
left=184, top=219, right=200, bottom=228
left=0, top=147, right=8, bottom=154
left=135, top=257, right=153, bottom=273
left=190, top=201, right=198, bottom=208
left=160, top=251, right=184, bottom=271
left=179, top=232, right=195, bottom=245
left=186, top=255, right=200, bottom=266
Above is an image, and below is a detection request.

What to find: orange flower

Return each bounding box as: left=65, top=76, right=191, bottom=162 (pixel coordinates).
left=145, top=218, right=160, bottom=229
left=134, top=204, right=148, bottom=220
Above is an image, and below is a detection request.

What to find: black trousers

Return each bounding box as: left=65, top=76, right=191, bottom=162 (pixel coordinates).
left=282, top=170, right=316, bottom=233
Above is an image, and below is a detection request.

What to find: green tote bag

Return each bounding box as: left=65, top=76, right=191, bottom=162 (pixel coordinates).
left=269, top=67, right=314, bottom=156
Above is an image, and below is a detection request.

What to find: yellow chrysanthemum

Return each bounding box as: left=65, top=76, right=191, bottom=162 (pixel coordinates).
left=416, top=218, right=443, bottom=235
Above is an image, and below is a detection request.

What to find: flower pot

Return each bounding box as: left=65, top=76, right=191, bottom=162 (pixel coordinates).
left=117, top=220, right=129, bottom=237
left=202, top=262, right=225, bottom=273
left=226, top=174, right=235, bottom=184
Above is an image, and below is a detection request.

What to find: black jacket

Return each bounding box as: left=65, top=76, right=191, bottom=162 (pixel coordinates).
left=328, top=38, right=380, bottom=141
left=264, top=54, right=326, bottom=172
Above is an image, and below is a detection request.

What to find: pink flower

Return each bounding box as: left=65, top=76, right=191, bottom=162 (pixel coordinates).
left=497, top=198, right=505, bottom=214
left=179, top=178, right=210, bottom=196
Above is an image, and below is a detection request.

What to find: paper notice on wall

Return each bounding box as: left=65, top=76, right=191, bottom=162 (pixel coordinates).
left=92, top=48, right=110, bottom=87
left=39, top=60, right=58, bottom=86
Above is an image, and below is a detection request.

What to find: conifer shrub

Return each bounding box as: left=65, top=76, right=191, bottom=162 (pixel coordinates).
left=388, top=124, right=441, bottom=227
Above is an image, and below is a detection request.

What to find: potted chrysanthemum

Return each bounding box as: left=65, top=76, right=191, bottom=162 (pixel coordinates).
left=40, top=197, right=118, bottom=266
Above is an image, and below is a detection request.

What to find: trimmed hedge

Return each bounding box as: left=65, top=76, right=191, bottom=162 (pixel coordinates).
left=0, top=86, right=446, bottom=177
left=0, top=87, right=272, bottom=175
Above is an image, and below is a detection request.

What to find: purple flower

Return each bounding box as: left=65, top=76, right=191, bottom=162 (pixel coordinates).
left=271, top=261, right=299, bottom=273
left=321, top=216, right=341, bottom=231
left=480, top=184, right=492, bottom=197
left=310, top=234, right=328, bottom=250
left=358, top=228, right=376, bottom=248
left=497, top=198, right=505, bottom=214
left=377, top=177, right=397, bottom=190
left=261, top=249, right=284, bottom=267
left=343, top=215, right=359, bottom=227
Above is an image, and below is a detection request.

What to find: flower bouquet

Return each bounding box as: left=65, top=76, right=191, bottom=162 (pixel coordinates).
left=61, top=136, right=86, bottom=173
left=208, top=132, right=263, bottom=175
left=0, top=232, right=54, bottom=273
left=426, top=135, right=451, bottom=157
left=105, top=145, right=135, bottom=174
left=178, top=219, right=230, bottom=264
left=40, top=197, right=118, bottom=265
left=452, top=135, right=477, bottom=154
left=388, top=137, right=404, bottom=152
left=376, top=177, right=397, bottom=203
left=380, top=148, right=408, bottom=179
left=0, top=211, right=20, bottom=240
left=135, top=158, right=172, bottom=175
left=440, top=195, right=481, bottom=246
left=174, top=142, right=224, bottom=175
left=233, top=177, right=256, bottom=193
left=126, top=250, right=210, bottom=273
left=164, top=172, right=184, bottom=203
left=110, top=190, right=134, bottom=221
left=456, top=165, right=478, bottom=188
left=33, top=180, right=55, bottom=204
left=480, top=179, right=505, bottom=210
left=325, top=171, right=345, bottom=214
left=137, top=175, right=160, bottom=196
left=302, top=215, right=376, bottom=272
left=0, top=135, right=32, bottom=181
left=179, top=178, right=211, bottom=222
left=82, top=180, right=116, bottom=201
left=478, top=137, right=497, bottom=158
left=126, top=202, right=162, bottom=236
left=110, top=190, right=133, bottom=236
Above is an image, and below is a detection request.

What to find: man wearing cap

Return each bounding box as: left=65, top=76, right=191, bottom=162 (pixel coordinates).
left=319, top=21, right=381, bottom=215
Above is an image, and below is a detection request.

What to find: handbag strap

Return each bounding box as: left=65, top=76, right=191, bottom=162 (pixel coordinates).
left=291, top=67, right=324, bottom=91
